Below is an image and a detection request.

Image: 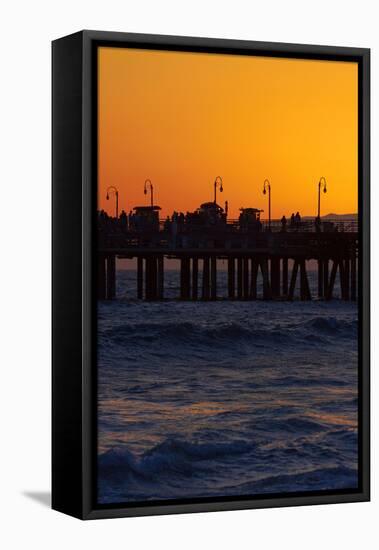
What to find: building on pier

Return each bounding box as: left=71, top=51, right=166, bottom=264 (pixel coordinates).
left=129, top=205, right=161, bottom=232
left=238, top=207, right=263, bottom=231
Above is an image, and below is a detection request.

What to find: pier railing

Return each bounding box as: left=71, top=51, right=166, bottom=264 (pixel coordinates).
left=99, top=217, right=357, bottom=237
left=212, top=218, right=358, bottom=233
left=98, top=217, right=358, bottom=252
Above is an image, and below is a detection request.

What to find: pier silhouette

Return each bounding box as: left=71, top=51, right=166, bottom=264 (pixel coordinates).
left=98, top=202, right=358, bottom=302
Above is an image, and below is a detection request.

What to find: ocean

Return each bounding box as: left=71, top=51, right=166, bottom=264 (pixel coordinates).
left=97, top=267, right=358, bottom=504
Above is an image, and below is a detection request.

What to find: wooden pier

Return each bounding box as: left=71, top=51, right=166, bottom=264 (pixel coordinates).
left=98, top=225, right=358, bottom=302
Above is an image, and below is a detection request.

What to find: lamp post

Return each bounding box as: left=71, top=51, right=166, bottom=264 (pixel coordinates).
left=214, top=176, right=223, bottom=204
left=263, top=179, right=271, bottom=230
left=144, top=179, right=154, bottom=208
left=106, top=186, right=119, bottom=218
left=318, top=177, right=327, bottom=218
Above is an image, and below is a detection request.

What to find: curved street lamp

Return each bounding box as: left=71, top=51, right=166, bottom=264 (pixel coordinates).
left=106, top=185, right=119, bottom=218
left=318, top=176, right=327, bottom=218
left=214, top=176, right=223, bottom=204
left=144, top=179, right=154, bottom=208
left=263, top=179, right=271, bottom=230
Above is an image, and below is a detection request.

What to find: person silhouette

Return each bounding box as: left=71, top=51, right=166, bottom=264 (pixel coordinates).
left=295, top=211, right=301, bottom=229
left=119, top=210, right=127, bottom=226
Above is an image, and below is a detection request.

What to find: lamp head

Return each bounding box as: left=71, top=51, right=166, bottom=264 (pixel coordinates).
left=263, top=187, right=266, bottom=195
left=106, top=194, right=109, bottom=200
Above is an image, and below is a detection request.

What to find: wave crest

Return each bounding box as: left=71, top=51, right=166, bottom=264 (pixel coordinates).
left=99, top=438, right=253, bottom=480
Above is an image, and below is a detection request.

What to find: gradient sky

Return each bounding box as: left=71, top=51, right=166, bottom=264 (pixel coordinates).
left=98, top=47, right=358, bottom=220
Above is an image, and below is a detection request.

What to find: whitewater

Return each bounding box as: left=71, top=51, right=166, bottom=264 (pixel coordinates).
left=97, top=269, right=358, bottom=504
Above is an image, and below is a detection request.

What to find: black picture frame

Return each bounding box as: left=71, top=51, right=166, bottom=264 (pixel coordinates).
left=52, top=30, right=370, bottom=520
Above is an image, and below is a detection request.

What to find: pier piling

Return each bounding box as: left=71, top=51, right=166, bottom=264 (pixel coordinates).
left=243, top=257, right=249, bottom=299
left=137, top=257, right=143, bottom=299
left=192, top=257, right=198, bottom=300
left=210, top=256, right=217, bottom=300
left=261, top=259, right=271, bottom=300
left=145, top=257, right=152, bottom=300
left=326, top=260, right=338, bottom=300
left=288, top=260, right=299, bottom=300
left=180, top=257, right=191, bottom=300
left=98, top=255, right=106, bottom=299
left=282, top=258, right=288, bottom=296
left=202, top=257, right=210, bottom=300
left=318, top=259, right=324, bottom=298
left=106, top=255, right=116, bottom=299
left=300, top=260, right=311, bottom=300
left=250, top=258, right=258, bottom=299
left=228, top=258, right=235, bottom=298
left=351, top=255, right=357, bottom=300
left=271, top=257, right=280, bottom=298
left=237, top=258, right=243, bottom=299
left=323, top=259, right=329, bottom=299
left=157, top=256, right=164, bottom=299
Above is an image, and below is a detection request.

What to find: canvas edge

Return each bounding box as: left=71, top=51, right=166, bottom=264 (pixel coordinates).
left=52, top=31, right=85, bottom=519
left=52, top=30, right=370, bottom=520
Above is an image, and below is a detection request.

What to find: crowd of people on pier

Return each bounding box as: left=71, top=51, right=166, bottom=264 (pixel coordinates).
left=98, top=204, right=339, bottom=235
left=280, top=212, right=303, bottom=230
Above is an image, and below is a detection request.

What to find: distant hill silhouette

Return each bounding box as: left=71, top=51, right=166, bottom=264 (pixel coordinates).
left=322, top=213, right=358, bottom=219
left=302, top=213, right=358, bottom=220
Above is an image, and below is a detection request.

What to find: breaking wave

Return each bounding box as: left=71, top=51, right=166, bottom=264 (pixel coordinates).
left=101, top=315, right=357, bottom=353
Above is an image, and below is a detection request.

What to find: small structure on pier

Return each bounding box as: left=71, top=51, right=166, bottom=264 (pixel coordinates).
left=129, top=205, right=161, bottom=231
left=196, top=202, right=227, bottom=226
left=239, top=207, right=263, bottom=231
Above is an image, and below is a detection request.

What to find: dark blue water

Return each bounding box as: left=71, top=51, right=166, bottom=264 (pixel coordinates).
left=97, top=269, right=358, bottom=504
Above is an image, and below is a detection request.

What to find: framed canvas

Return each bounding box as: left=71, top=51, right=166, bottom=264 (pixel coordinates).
left=52, top=30, right=370, bottom=519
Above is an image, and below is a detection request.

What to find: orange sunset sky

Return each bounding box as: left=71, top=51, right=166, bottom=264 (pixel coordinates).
left=98, top=47, right=358, bottom=220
